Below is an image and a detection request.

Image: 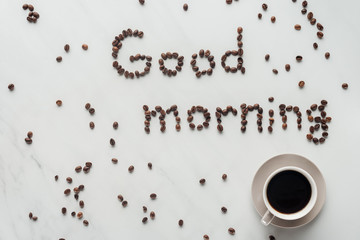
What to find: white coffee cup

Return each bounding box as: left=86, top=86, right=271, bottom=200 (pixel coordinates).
left=261, top=166, right=318, bottom=226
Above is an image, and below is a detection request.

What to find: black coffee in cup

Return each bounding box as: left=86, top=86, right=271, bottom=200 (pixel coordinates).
left=266, top=170, right=312, bottom=214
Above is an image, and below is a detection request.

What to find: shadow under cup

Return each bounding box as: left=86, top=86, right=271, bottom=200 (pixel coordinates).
left=263, top=166, right=318, bottom=223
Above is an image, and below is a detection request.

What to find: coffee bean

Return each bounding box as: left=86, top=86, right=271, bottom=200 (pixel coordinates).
left=296, top=56, right=303, bottom=62
left=61, top=207, right=67, bottom=215
left=313, top=137, right=319, bottom=144
left=64, top=44, right=70, bottom=52
left=271, top=16, right=276, bottom=23
left=25, top=138, right=32, bottom=144
left=150, top=193, right=157, bottom=200
left=22, top=4, right=29, bottom=10
left=142, top=217, right=148, bottom=223
left=313, top=42, right=318, bottom=49
left=226, top=0, right=233, bottom=4
left=262, top=3, right=268, bottom=10
left=150, top=211, right=155, bottom=219
left=321, top=100, right=328, bottom=105
left=56, top=56, right=62, bottom=62
left=66, top=177, right=72, bottom=184
left=272, top=69, right=278, bottom=74
left=199, top=178, right=206, bottom=185
left=89, top=121, right=95, bottom=129
left=265, top=54, right=270, bottom=61
left=113, top=121, right=118, bottom=129
left=147, top=162, right=152, bottom=169
left=228, top=228, right=235, bottom=235
left=56, top=100, right=62, bottom=106
left=294, top=24, right=301, bottom=30
left=325, top=52, right=330, bottom=59
left=83, top=220, right=89, bottom=226
left=317, top=23, right=324, bottom=31
left=110, top=138, right=115, bottom=146
left=26, top=131, right=33, bottom=138
left=203, top=235, right=209, bottom=240
left=32, top=216, right=38, bottom=221
left=282, top=123, right=287, bottom=129
left=111, top=158, right=118, bottom=164
left=302, top=1, right=308, bottom=7
left=55, top=175, right=59, bottom=181
left=268, top=97, right=274, bottom=102
left=28, top=4, right=34, bottom=11
left=183, top=3, right=188, bottom=11
left=82, top=44, right=88, bottom=50
left=8, top=83, right=14, bottom=91
left=298, top=81, right=305, bottom=88
left=197, top=124, right=204, bottom=130
left=221, top=207, right=227, bottom=213
left=89, top=108, right=95, bottom=115
left=269, top=235, right=276, bottom=240
left=317, top=32, right=324, bottom=39
left=128, top=165, right=134, bottom=173
left=342, top=83, right=348, bottom=89
left=29, top=212, right=33, bottom=219
left=64, top=189, right=71, bottom=195
left=285, top=64, right=290, bottom=71
left=78, top=200, right=84, bottom=208
left=139, top=0, right=145, bottom=4
left=310, top=104, right=317, bottom=111
left=258, top=13, right=262, bottom=19
left=301, top=8, right=307, bottom=14
left=268, top=126, right=273, bottom=132
left=85, top=103, right=91, bottom=110
left=75, top=166, right=82, bottom=173
left=122, top=201, right=128, bottom=207
left=217, top=124, right=223, bottom=132
left=178, top=219, right=184, bottom=226
left=117, top=194, right=124, bottom=202
left=222, top=173, right=227, bottom=180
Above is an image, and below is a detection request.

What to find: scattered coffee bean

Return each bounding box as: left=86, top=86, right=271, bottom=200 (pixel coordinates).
left=221, top=207, right=228, bottom=213
left=122, top=201, right=128, bottom=207
left=271, top=16, right=276, bottom=23
left=8, top=83, right=14, bottom=91
left=265, top=54, right=270, bottom=61
left=61, top=207, right=67, bottom=215
left=150, top=211, right=155, bottom=219
left=85, top=103, right=91, bottom=110
left=317, top=23, right=324, bottom=31
left=112, top=158, right=118, bottom=164
left=262, top=3, right=268, bottom=10
left=22, top=4, right=29, bottom=10
left=83, top=220, right=89, bottom=226
left=317, top=31, right=324, bottom=39
left=82, top=44, right=88, bottom=50
left=64, top=44, right=70, bottom=52
left=342, top=83, right=348, bottom=89
left=148, top=162, right=152, bottom=169
left=142, top=217, right=148, bottom=223
left=117, top=194, right=124, bottom=202
left=222, top=174, right=227, bottom=180
left=64, top=189, right=71, bottom=196
left=75, top=166, right=82, bottom=173
left=89, top=122, right=95, bottom=129
left=113, top=121, right=118, bottom=129
left=269, top=235, right=276, bottom=240
left=150, top=193, right=157, bottom=200
left=32, top=216, right=38, bottom=221
left=178, top=219, right=184, bottom=226
left=128, top=165, right=134, bottom=172
left=79, top=200, right=84, bottom=208
left=294, top=24, right=301, bottom=30
left=285, top=64, right=290, bottom=71
left=203, top=235, right=209, bottom=240
left=183, top=3, right=188, bottom=11
left=29, top=212, right=33, bottom=219
left=313, top=42, right=318, bottom=49
left=56, top=100, right=62, bottom=106
left=66, top=177, right=72, bottom=184
left=325, top=52, right=330, bottom=59
left=25, top=137, right=32, bottom=144
left=89, top=108, right=95, bottom=115
left=268, top=97, right=274, bottom=102
left=27, top=131, right=33, bottom=138
left=110, top=138, right=115, bottom=146
left=56, top=56, right=62, bottom=62
left=258, top=13, right=262, bottom=19
left=143, top=206, right=147, bottom=213
left=272, top=69, right=278, bottom=74
left=139, top=0, right=145, bottom=4
left=298, top=81, right=305, bottom=88
left=296, top=55, right=303, bottom=62
left=199, top=178, right=206, bottom=185
left=226, top=0, right=233, bottom=4
left=55, top=175, right=59, bottom=181
left=70, top=211, right=76, bottom=217
left=228, top=227, right=235, bottom=235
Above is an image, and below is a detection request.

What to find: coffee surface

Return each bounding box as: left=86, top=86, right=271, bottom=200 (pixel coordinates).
left=267, top=170, right=312, bottom=214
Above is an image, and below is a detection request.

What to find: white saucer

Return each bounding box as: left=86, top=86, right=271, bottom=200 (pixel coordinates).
left=251, top=154, right=326, bottom=228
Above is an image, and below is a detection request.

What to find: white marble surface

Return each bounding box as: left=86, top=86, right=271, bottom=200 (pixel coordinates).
left=0, top=0, right=360, bottom=239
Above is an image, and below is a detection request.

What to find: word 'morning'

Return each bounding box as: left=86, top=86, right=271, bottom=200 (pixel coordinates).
left=142, top=100, right=331, bottom=145
left=111, top=27, right=245, bottom=78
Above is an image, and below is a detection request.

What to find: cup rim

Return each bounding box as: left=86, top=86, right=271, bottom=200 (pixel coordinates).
left=262, top=166, right=318, bottom=221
